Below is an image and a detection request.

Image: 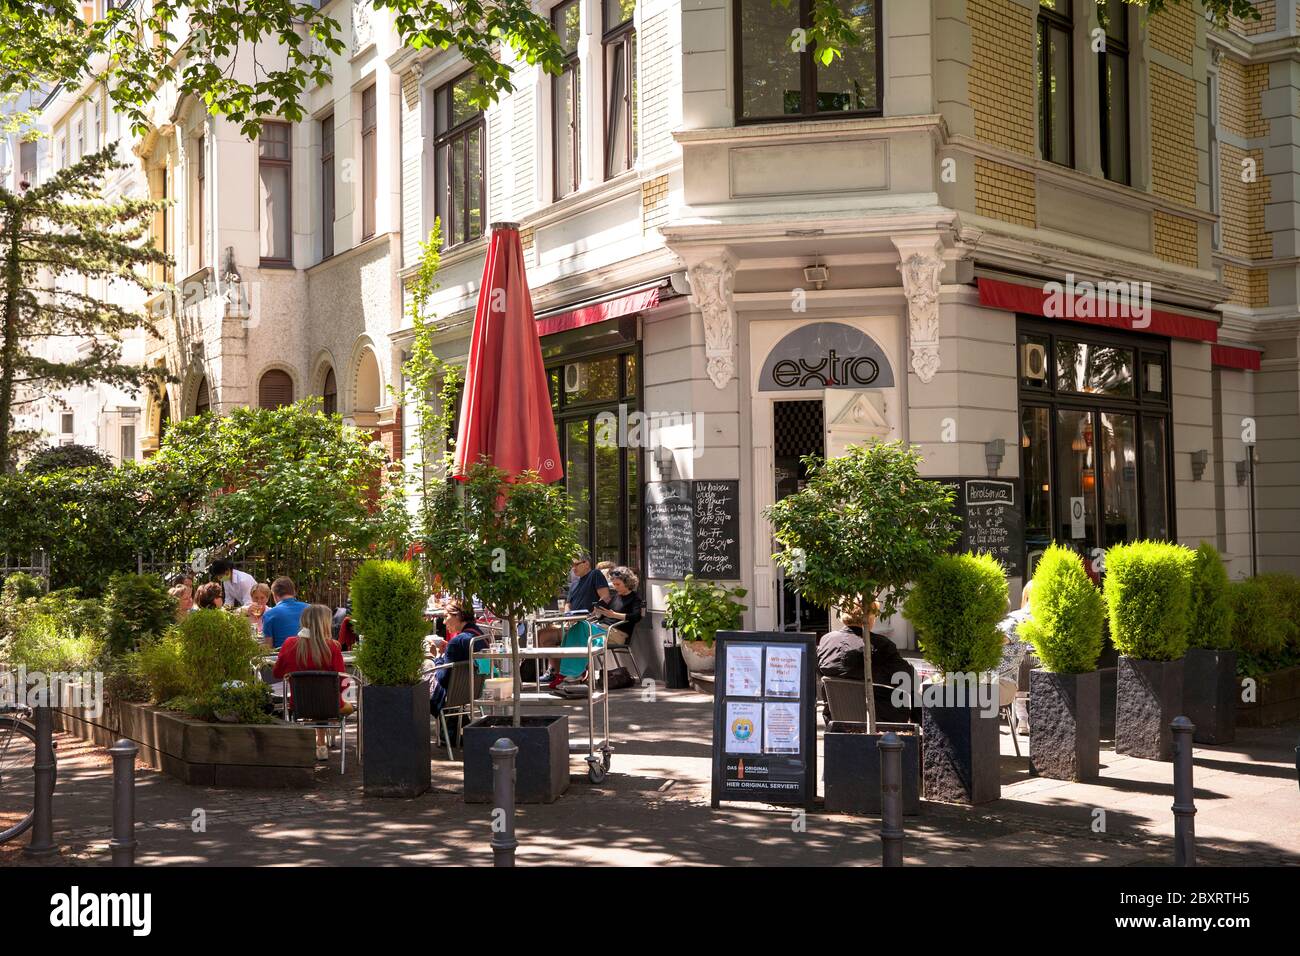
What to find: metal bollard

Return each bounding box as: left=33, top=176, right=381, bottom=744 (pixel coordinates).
left=1171, top=716, right=1196, bottom=867
left=879, top=731, right=904, bottom=867
left=109, top=739, right=139, bottom=867
left=22, top=705, right=58, bottom=857
left=490, top=737, right=518, bottom=867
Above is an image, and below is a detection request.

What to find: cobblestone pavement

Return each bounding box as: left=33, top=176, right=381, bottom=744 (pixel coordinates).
left=3, top=689, right=1297, bottom=866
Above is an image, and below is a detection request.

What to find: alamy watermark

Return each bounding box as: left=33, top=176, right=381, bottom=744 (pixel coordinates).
left=0, top=667, right=104, bottom=717
left=595, top=404, right=706, bottom=458
left=1043, top=273, right=1151, bottom=329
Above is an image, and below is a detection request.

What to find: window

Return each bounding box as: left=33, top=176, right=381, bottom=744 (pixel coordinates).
left=1097, top=0, right=1128, bottom=184
left=19, top=141, right=35, bottom=187
left=258, top=122, right=292, bottom=265
left=553, top=0, right=582, bottom=199
left=322, top=367, right=338, bottom=416
left=73, top=120, right=84, bottom=162
left=61, top=412, right=74, bottom=434
left=361, top=87, right=377, bottom=240
left=321, top=114, right=336, bottom=259
left=603, top=0, right=637, bottom=179
left=1037, top=0, right=1073, bottom=167
left=195, top=134, right=206, bottom=266
left=433, top=72, right=486, bottom=248
left=194, top=377, right=210, bottom=416
left=56, top=137, right=65, bottom=170
left=735, top=0, right=882, bottom=122
left=258, top=369, right=294, bottom=409
left=120, top=424, right=136, bottom=462
left=1208, top=73, right=1221, bottom=250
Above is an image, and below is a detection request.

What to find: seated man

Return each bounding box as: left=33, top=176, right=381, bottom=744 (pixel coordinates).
left=817, top=601, right=917, bottom=724
left=538, top=554, right=611, bottom=687
left=261, top=577, right=308, bottom=650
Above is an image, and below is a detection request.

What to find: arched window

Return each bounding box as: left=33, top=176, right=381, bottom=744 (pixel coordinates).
left=159, top=393, right=171, bottom=442
left=258, top=369, right=294, bottom=409
left=322, top=367, right=337, bottom=416
left=194, top=376, right=210, bottom=416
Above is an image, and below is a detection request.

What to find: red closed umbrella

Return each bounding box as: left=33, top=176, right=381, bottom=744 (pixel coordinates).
left=453, top=222, right=563, bottom=483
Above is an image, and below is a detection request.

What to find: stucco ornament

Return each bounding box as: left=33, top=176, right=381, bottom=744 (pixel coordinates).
left=352, top=0, right=374, bottom=51
left=895, top=239, right=944, bottom=383
left=688, top=257, right=737, bottom=389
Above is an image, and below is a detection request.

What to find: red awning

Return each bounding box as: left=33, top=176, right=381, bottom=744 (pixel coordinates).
left=977, top=277, right=1219, bottom=343
left=1211, top=344, right=1262, bottom=371
left=535, top=286, right=661, bottom=337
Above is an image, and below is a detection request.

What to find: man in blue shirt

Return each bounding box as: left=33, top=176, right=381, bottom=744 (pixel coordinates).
left=261, top=577, right=307, bottom=649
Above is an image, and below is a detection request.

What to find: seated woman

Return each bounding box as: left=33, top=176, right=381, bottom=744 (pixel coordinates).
left=169, top=583, right=194, bottom=621
left=239, top=582, right=272, bottom=643
left=550, top=566, right=642, bottom=688
left=427, top=603, right=489, bottom=719
left=272, top=603, right=353, bottom=761
left=194, top=581, right=224, bottom=610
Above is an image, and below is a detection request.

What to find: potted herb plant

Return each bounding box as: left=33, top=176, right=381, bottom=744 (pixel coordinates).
left=663, top=575, right=747, bottom=677
left=351, top=559, right=431, bottom=797
left=903, top=551, right=1008, bottom=805
left=1019, top=544, right=1105, bottom=781
left=1104, top=541, right=1194, bottom=761
left=1183, top=543, right=1236, bottom=744
left=765, top=440, right=960, bottom=814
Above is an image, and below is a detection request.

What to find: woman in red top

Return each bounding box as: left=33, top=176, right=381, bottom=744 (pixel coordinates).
left=273, top=603, right=352, bottom=761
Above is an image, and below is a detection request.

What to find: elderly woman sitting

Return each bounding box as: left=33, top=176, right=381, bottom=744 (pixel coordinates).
left=546, top=566, right=642, bottom=688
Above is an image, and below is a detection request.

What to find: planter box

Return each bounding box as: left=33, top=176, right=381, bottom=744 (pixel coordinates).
left=1237, top=665, right=1300, bottom=727
left=463, top=715, right=570, bottom=804
left=54, top=699, right=316, bottom=787
left=922, top=699, right=1001, bottom=805
left=1115, top=656, right=1184, bottom=761
left=360, top=683, right=432, bottom=798
left=1028, top=669, right=1100, bottom=782
left=1184, top=648, right=1238, bottom=744
left=823, top=721, right=920, bottom=816
left=1099, top=666, right=1117, bottom=740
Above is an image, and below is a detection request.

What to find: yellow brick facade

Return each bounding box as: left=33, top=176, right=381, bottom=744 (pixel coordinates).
left=1220, top=144, right=1271, bottom=261
left=641, top=174, right=670, bottom=232
left=1217, top=58, right=1268, bottom=139
left=1154, top=212, right=1200, bottom=268
left=975, top=158, right=1036, bottom=228
left=1230, top=0, right=1276, bottom=36
left=1150, top=65, right=1198, bottom=206
left=969, top=0, right=1036, bottom=155
left=1150, top=3, right=1196, bottom=64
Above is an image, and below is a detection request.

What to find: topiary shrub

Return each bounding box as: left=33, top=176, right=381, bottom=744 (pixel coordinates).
left=103, top=572, right=177, bottom=656
left=1228, top=578, right=1294, bottom=677
left=1103, top=541, right=1194, bottom=661
left=1019, top=544, right=1104, bottom=673
left=171, top=609, right=264, bottom=697
left=350, top=559, right=427, bottom=686
left=903, top=551, right=1008, bottom=676
left=1187, top=543, right=1233, bottom=650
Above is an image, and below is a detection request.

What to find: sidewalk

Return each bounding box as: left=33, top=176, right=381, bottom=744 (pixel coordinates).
left=4, top=688, right=1297, bottom=866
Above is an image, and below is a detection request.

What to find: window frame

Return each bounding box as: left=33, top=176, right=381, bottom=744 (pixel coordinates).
left=1036, top=0, right=1075, bottom=168
left=1208, top=71, right=1222, bottom=251
left=361, top=86, right=377, bottom=241
left=602, top=0, right=637, bottom=180
left=258, top=120, right=293, bottom=267
left=1097, top=0, right=1129, bottom=185
left=552, top=0, right=583, bottom=200
left=321, top=113, right=336, bottom=260
left=195, top=133, right=206, bottom=267
left=432, top=70, right=487, bottom=250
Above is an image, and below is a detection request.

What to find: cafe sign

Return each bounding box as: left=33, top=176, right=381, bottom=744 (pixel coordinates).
left=758, top=321, right=895, bottom=391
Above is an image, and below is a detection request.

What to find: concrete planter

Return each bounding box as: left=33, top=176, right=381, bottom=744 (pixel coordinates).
left=463, top=715, right=570, bottom=804
left=1028, top=669, right=1100, bottom=781
left=1184, top=648, right=1238, bottom=744
left=680, top=640, right=715, bottom=675
left=921, top=698, right=1001, bottom=805
left=1237, top=665, right=1300, bottom=727
left=1115, top=656, right=1184, bottom=761
left=360, top=682, right=432, bottom=798
left=823, top=721, right=920, bottom=815
left=1099, top=665, right=1117, bottom=740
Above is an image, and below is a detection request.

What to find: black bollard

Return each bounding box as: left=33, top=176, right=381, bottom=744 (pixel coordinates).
left=22, top=705, right=57, bottom=857
left=109, top=739, right=139, bottom=867
left=490, top=737, right=518, bottom=867
left=1171, top=716, right=1196, bottom=867
left=879, top=731, right=904, bottom=867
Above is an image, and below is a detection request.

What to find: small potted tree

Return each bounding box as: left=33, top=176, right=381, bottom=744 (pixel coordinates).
left=1104, top=541, right=1194, bottom=761
left=903, top=551, right=1008, bottom=805
left=1020, top=544, right=1105, bottom=781
left=663, top=575, right=747, bottom=678
left=765, top=440, right=959, bottom=813
left=351, top=559, right=431, bottom=797
left=1183, top=543, right=1236, bottom=744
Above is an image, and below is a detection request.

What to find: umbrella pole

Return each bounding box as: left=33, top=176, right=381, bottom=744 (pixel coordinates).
left=508, top=612, right=522, bottom=728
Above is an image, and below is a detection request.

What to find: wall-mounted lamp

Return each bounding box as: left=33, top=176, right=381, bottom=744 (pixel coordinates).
left=984, top=438, right=1006, bottom=477
left=654, top=445, right=675, bottom=482
left=1190, top=449, right=1208, bottom=482
left=1235, top=459, right=1249, bottom=487
left=803, top=263, right=830, bottom=290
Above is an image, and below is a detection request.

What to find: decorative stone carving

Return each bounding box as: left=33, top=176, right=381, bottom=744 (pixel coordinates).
left=352, top=0, right=373, bottom=51
left=688, top=257, right=737, bottom=389
left=893, top=237, right=945, bottom=384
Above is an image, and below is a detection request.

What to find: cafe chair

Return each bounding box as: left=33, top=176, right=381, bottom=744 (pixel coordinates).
left=606, top=619, right=642, bottom=682
left=436, top=661, right=484, bottom=761
left=284, top=671, right=351, bottom=774
left=821, top=676, right=914, bottom=725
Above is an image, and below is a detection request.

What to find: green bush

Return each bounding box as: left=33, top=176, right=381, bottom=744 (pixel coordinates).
left=178, top=679, right=273, bottom=724
left=2, top=572, right=45, bottom=604
left=22, top=443, right=113, bottom=474
left=103, top=572, right=177, bottom=656
left=1103, top=541, right=1194, bottom=661
left=172, top=610, right=263, bottom=696
left=0, top=590, right=105, bottom=672
left=136, top=635, right=187, bottom=703
left=351, top=560, right=427, bottom=686
left=1020, top=544, right=1105, bottom=673
left=1227, top=578, right=1296, bottom=678
left=663, top=575, right=749, bottom=647
left=1187, top=543, right=1233, bottom=650
left=903, top=552, right=1008, bottom=676
left=103, top=652, right=151, bottom=703
left=1255, top=573, right=1300, bottom=652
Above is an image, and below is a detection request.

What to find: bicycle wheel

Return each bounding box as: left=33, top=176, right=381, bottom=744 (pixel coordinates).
left=0, top=716, right=38, bottom=844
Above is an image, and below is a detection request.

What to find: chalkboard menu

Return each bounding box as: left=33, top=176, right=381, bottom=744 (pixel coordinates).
left=645, top=480, right=741, bottom=580
left=936, top=477, right=1025, bottom=578
left=710, top=630, right=818, bottom=810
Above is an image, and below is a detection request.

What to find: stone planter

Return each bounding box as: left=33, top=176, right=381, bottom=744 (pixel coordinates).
left=1115, top=656, right=1184, bottom=761
left=463, top=715, right=570, bottom=804
left=1237, top=664, right=1300, bottom=727
left=1028, top=669, right=1100, bottom=782
left=1099, top=665, right=1117, bottom=740
left=823, top=721, right=920, bottom=815
left=1184, top=648, right=1238, bottom=744
left=360, top=682, right=432, bottom=798
left=680, top=640, right=716, bottom=675
left=922, top=696, right=1001, bottom=805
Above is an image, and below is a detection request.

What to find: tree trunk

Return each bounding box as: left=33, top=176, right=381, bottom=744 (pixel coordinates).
left=862, top=592, right=877, bottom=734
left=508, top=612, right=521, bottom=728
left=0, top=202, right=22, bottom=473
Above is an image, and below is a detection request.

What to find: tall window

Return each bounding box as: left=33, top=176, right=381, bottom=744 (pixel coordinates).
left=1208, top=74, right=1221, bottom=251
left=322, top=367, right=338, bottom=416
left=1097, top=0, right=1128, bottom=184
left=553, top=0, right=582, bottom=199
left=361, top=86, right=377, bottom=240
left=194, top=377, right=210, bottom=416
left=74, top=120, right=84, bottom=161
left=195, top=134, right=206, bottom=267
left=120, top=424, right=136, bottom=462
left=258, top=369, right=295, bottom=409
left=259, top=122, right=292, bottom=265
left=603, top=0, right=636, bottom=179
left=735, top=0, right=882, bottom=122
left=19, top=141, right=35, bottom=186
left=1037, top=0, right=1073, bottom=167
left=321, top=114, right=336, bottom=259
left=433, top=72, right=485, bottom=248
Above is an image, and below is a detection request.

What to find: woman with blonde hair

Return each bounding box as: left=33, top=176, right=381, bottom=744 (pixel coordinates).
left=272, top=603, right=352, bottom=761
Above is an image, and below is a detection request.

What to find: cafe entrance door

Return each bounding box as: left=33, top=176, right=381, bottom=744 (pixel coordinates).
left=774, top=399, right=830, bottom=634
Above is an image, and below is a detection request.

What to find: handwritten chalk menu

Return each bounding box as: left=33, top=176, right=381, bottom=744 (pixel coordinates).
left=645, top=480, right=741, bottom=580
left=711, top=631, right=818, bottom=810
left=936, top=477, right=1025, bottom=578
